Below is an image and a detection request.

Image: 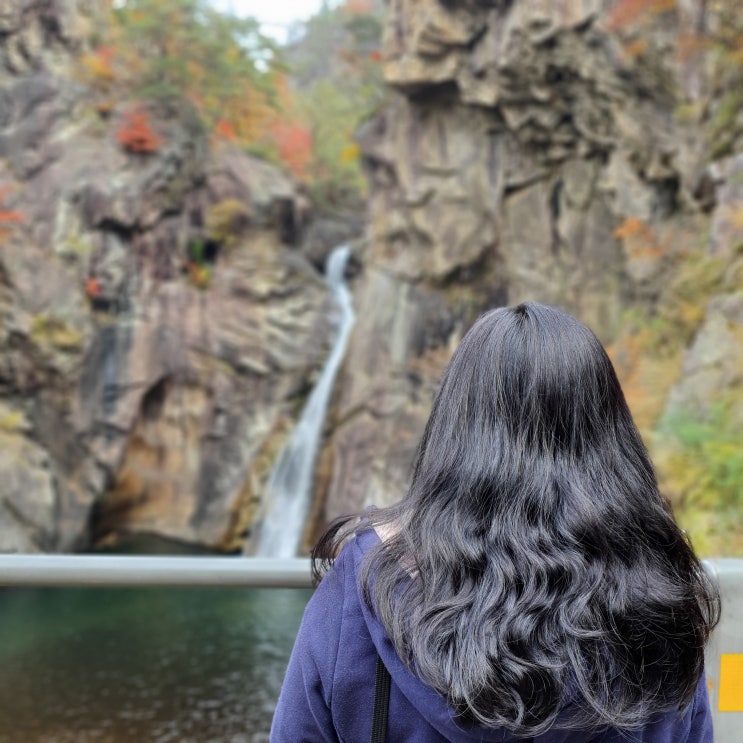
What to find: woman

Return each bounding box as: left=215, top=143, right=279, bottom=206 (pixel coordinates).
left=271, top=302, right=720, bottom=742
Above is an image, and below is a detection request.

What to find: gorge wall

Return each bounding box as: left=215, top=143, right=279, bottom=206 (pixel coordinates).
left=0, top=0, right=741, bottom=554
left=0, top=0, right=335, bottom=552
left=314, top=0, right=743, bottom=553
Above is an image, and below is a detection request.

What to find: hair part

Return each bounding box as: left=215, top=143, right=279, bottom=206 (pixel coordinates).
left=314, top=302, right=720, bottom=736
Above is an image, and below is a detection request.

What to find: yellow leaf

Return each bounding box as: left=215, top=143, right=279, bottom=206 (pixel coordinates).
left=340, top=143, right=361, bottom=165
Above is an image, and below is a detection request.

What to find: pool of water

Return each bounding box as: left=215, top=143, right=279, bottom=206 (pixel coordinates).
left=0, top=584, right=311, bottom=742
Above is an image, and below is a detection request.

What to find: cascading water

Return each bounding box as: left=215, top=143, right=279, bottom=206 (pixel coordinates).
left=254, top=245, right=355, bottom=558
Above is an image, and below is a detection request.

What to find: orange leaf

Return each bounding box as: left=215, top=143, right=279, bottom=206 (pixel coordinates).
left=116, top=107, right=162, bottom=154
left=343, top=0, right=372, bottom=13
left=214, top=119, right=236, bottom=141
left=97, top=46, right=116, bottom=64
left=85, top=277, right=102, bottom=298
left=273, top=122, right=313, bottom=179
left=676, top=32, right=709, bottom=62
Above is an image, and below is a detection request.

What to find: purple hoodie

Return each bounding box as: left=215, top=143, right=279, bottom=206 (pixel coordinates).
left=271, top=529, right=713, bottom=742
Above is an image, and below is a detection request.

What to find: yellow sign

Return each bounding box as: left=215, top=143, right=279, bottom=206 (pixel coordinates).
left=719, top=654, right=743, bottom=712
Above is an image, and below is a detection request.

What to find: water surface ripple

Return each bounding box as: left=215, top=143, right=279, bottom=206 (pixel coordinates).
left=0, top=585, right=310, bottom=742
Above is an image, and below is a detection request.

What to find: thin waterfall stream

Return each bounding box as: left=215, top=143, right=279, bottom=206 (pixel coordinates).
left=254, top=245, right=355, bottom=558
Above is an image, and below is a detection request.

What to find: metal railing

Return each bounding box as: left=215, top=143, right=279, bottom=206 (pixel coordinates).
left=0, top=555, right=312, bottom=588
left=702, top=559, right=743, bottom=741
left=0, top=555, right=740, bottom=739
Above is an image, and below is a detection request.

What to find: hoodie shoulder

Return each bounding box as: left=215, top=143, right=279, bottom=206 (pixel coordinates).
left=269, top=541, right=352, bottom=742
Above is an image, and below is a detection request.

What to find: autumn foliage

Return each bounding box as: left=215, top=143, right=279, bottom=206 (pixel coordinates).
left=108, top=0, right=278, bottom=148
left=606, top=0, right=743, bottom=69
left=185, top=261, right=212, bottom=289
left=273, top=123, right=313, bottom=179
left=214, top=119, right=236, bottom=142
left=613, top=216, right=677, bottom=261
left=343, top=0, right=373, bottom=13
left=84, top=277, right=102, bottom=298
left=82, top=0, right=384, bottom=203
left=116, top=107, right=162, bottom=153
left=80, top=46, right=116, bottom=89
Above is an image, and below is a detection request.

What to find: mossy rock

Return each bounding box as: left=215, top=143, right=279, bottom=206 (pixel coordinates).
left=205, top=199, right=251, bottom=250
left=64, top=234, right=94, bottom=258
left=0, top=407, right=29, bottom=434
left=30, top=313, right=85, bottom=351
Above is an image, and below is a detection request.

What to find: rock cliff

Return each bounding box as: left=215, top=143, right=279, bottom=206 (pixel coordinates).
left=315, top=0, right=743, bottom=553
left=0, top=0, right=335, bottom=552
left=1, top=0, right=741, bottom=554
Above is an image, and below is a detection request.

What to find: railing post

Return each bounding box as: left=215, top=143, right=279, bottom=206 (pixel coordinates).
left=704, top=559, right=743, bottom=738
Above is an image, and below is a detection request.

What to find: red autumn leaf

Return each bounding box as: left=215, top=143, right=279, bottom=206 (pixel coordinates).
left=116, top=107, right=162, bottom=154
left=214, top=119, right=236, bottom=140
left=85, top=277, right=102, bottom=298
left=273, top=122, right=313, bottom=179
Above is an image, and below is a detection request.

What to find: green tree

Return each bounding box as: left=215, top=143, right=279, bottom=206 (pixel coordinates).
left=659, top=403, right=743, bottom=555
left=288, top=1, right=385, bottom=206
left=112, top=0, right=280, bottom=137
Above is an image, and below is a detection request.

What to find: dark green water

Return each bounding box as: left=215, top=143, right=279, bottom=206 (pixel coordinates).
left=0, top=585, right=311, bottom=742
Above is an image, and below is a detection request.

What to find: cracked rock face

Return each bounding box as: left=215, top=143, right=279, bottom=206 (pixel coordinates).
left=0, top=1, right=334, bottom=553
left=1, top=0, right=741, bottom=553
left=312, top=0, right=742, bottom=538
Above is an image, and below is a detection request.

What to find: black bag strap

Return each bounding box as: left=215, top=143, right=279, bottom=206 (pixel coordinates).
left=370, top=653, right=391, bottom=743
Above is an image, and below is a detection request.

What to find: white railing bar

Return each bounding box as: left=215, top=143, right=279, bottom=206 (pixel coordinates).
left=0, top=556, right=313, bottom=588
left=704, top=557, right=743, bottom=575
left=0, top=557, right=741, bottom=590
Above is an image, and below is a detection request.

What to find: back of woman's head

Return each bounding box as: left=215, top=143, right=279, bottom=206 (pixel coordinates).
left=415, top=302, right=639, bottom=482
left=315, top=302, right=720, bottom=736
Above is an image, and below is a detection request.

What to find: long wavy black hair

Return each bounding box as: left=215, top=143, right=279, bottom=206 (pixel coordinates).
left=314, top=302, right=719, bottom=736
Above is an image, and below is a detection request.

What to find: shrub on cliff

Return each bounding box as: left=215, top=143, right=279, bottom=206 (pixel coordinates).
left=116, top=106, right=162, bottom=153
left=607, top=0, right=743, bottom=158
left=285, top=0, right=385, bottom=207
left=657, top=403, right=743, bottom=555
left=105, top=0, right=280, bottom=146
left=84, top=0, right=385, bottom=208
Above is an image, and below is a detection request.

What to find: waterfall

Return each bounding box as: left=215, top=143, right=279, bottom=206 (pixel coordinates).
left=254, top=246, right=355, bottom=558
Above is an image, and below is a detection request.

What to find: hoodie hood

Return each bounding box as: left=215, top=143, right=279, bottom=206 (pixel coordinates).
left=351, top=528, right=605, bottom=743
left=271, top=524, right=708, bottom=742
